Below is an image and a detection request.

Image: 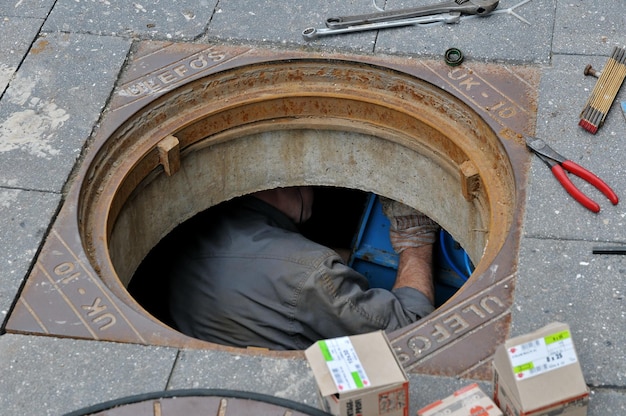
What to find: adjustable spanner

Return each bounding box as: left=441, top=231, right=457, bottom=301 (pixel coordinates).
left=303, top=0, right=499, bottom=41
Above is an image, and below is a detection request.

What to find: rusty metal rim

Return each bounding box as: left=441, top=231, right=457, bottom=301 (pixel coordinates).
left=76, top=58, right=516, bottom=350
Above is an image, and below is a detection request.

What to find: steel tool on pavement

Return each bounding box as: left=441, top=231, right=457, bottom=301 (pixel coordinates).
left=525, top=136, right=619, bottom=213
left=303, top=13, right=461, bottom=40
left=324, top=0, right=499, bottom=29
left=592, top=246, right=626, bottom=255
left=303, top=0, right=499, bottom=41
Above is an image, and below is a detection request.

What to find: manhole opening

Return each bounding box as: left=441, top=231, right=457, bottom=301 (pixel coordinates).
left=77, top=59, right=516, bottom=351
left=128, top=186, right=369, bottom=328
left=129, top=186, right=472, bottom=330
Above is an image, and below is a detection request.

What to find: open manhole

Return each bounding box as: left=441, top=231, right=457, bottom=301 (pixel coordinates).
left=6, top=42, right=538, bottom=379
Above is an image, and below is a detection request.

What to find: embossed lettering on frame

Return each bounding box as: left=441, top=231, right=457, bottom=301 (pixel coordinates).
left=395, top=288, right=510, bottom=365
left=81, top=297, right=117, bottom=331
left=119, top=46, right=228, bottom=98
left=54, top=261, right=81, bottom=285
left=445, top=67, right=519, bottom=122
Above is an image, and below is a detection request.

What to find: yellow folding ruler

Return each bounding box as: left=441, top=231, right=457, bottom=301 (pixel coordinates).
left=579, top=46, right=626, bottom=134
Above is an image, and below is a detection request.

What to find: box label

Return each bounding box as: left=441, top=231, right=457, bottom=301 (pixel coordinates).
left=507, top=330, right=578, bottom=380
left=319, top=337, right=370, bottom=392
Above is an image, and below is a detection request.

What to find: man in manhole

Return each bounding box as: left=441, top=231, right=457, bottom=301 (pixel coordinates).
left=165, top=187, right=438, bottom=350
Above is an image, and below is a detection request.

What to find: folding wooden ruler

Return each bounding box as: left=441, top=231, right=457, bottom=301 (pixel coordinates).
left=579, top=46, right=626, bottom=134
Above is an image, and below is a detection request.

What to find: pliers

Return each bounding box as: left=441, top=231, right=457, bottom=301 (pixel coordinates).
left=525, top=136, right=619, bottom=213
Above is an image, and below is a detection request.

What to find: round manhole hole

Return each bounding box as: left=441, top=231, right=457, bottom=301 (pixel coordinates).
left=85, top=58, right=512, bottom=345
left=7, top=45, right=537, bottom=379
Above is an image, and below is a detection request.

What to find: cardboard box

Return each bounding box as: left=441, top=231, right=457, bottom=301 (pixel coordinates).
left=493, top=322, right=589, bottom=416
left=305, top=331, right=409, bottom=416
left=418, top=383, right=503, bottom=416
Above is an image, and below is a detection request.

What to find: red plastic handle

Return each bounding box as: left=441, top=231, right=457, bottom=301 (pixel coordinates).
left=551, top=165, right=600, bottom=213
left=561, top=160, right=619, bottom=205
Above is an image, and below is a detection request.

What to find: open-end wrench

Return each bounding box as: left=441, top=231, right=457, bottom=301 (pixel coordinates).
left=303, top=13, right=461, bottom=41
left=325, top=0, right=499, bottom=29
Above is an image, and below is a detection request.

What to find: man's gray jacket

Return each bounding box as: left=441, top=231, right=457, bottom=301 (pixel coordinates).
left=168, top=196, right=434, bottom=350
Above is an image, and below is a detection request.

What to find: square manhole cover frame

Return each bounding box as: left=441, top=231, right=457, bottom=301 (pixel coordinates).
left=5, top=42, right=539, bottom=380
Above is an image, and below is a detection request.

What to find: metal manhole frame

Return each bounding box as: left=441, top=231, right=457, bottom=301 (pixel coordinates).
left=5, top=42, right=538, bottom=379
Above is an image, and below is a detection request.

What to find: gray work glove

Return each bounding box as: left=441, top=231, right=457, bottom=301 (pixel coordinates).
left=380, top=196, right=439, bottom=253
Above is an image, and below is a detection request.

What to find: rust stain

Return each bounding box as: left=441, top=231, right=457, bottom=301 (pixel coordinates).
left=30, top=39, right=49, bottom=55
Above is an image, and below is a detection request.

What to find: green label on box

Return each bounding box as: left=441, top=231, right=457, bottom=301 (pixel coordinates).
left=544, top=330, right=571, bottom=345
left=318, top=337, right=370, bottom=392
left=319, top=340, right=333, bottom=361
left=508, top=329, right=577, bottom=380
left=513, top=362, right=535, bottom=374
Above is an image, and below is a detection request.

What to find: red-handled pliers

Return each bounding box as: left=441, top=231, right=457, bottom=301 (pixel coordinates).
left=525, top=136, right=619, bottom=213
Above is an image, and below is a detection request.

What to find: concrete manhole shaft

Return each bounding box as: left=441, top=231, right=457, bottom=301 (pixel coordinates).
left=6, top=42, right=538, bottom=379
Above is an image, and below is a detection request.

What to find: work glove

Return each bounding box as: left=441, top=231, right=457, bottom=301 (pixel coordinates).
left=380, top=196, right=439, bottom=253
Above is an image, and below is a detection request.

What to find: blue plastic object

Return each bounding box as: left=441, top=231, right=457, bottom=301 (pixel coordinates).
left=348, top=194, right=473, bottom=304
left=348, top=195, right=397, bottom=290
left=438, top=229, right=471, bottom=283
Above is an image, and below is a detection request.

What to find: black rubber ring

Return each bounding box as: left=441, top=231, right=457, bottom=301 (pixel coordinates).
left=444, top=48, right=464, bottom=66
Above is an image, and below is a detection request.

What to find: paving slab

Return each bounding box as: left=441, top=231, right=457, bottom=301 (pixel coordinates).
left=212, top=0, right=556, bottom=61
left=207, top=0, right=378, bottom=53
left=0, top=0, right=55, bottom=19
left=0, top=32, right=131, bottom=192
left=168, top=349, right=320, bottom=407
left=513, top=238, right=626, bottom=387
left=0, top=334, right=178, bottom=416
left=43, top=0, right=218, bottom=41
left=587, top=390, right=626, bottom=416
left=376, top=0, right=555, bottom=63
left=0, top=188, right=59, bottom=325
left=524, top=53, right=626, bottom=241
left=0, top=16, right=43, bottom=95
left=553, top=0, right=626, bottom=56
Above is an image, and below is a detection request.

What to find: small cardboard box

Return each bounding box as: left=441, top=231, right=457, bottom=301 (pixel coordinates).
left=493, top=322, right=589, bottom=416
left=305, top=331, right=409, bottom=416
left=417, top=383, right=503, bottom=416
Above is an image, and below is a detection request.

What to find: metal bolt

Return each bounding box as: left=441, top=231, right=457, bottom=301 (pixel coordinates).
left=584, top=64, right=601, bottom=78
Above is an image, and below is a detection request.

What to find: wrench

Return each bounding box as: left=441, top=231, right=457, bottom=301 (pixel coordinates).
left=325, top=0, right=499, bottom=29
left=303, top=13, right=461, bottom=41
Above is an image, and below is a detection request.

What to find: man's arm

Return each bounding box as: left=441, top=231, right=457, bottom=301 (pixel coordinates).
left=293, top=198, right=439, bottom=341
left=393, top=245, right=434, bottom=304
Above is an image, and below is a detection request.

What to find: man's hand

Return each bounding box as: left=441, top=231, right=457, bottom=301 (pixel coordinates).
left=380, top=197, right=439, bottom=253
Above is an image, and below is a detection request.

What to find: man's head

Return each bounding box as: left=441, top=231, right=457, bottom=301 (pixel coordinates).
left=253, top=186, right=314, bottom=224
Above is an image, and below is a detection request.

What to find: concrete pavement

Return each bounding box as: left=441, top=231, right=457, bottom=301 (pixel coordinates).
left=1, top=0, right=625, bottom=414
